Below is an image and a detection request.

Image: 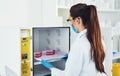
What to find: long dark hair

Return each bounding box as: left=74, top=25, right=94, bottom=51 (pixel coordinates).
left=70, top=3, right=105, bottom=73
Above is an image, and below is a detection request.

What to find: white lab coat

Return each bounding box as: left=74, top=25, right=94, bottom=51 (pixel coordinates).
left=51, top=29, right=107, bottom=76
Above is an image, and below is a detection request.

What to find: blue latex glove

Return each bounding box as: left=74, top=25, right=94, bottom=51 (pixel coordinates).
left=41, top=59, right=54, bottom=69
left=62, top=53, right=68, bottom=62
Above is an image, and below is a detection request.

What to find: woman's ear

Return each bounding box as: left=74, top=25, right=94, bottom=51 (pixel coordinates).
left=75, top=17, right=81, bottom=24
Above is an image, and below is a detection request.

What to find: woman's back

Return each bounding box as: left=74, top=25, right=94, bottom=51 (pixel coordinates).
left=65, top=29, right=98, bottom=76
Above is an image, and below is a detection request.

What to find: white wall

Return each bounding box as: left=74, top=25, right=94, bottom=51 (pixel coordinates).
left=0, top=0, right=28, bottom=75
left=42, top=0, right=62, bottom=26
left=0, top=0, right=62, bottom=27
left=28, top=0, right=42, bottom=26
left=29, top=0, right=62, bottom=26
left=0, top=0, right=29, bottom=27
left=0, top=0, right=63, bottom=76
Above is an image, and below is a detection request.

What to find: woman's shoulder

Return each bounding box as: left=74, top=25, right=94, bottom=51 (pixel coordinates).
left=74, top=37, right=90, bottom=52
left=77, top=36, right=90, bottom=46
left=73, top=37, right=90, bottom=49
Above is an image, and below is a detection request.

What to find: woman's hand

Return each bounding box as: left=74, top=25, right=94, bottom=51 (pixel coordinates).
left=41, top=59, right=54, bottom=70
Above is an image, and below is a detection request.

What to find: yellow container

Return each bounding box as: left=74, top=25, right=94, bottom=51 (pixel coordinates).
left=112, top=63, right=120, bottom=76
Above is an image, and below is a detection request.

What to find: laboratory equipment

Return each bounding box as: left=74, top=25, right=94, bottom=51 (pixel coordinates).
left=21, top=29, right=31, bottom=76
left=45, top=50, right=55, bottom=55
left=33, top=27, right=70, bottom=76
left=112, top=63, right=120, bottom=76
left=34, top=51, right=42, bottom=58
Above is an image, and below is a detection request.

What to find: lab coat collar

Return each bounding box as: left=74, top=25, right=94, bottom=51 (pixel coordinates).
left=78, top=29, right=87, bottom=38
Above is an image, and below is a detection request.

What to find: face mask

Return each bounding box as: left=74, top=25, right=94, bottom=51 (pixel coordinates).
left=68, top=22, right=78, bottom=33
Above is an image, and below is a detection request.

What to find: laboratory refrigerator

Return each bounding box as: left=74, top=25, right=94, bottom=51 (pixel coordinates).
left=32, top=27, right=70, bottom=76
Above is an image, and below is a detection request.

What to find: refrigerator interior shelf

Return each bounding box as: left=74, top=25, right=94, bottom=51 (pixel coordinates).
left=34, top=51, right=67, bottom=65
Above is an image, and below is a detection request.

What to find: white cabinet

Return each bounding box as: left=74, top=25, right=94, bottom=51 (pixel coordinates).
left=57, top=0, right=120, bottom=26
left=57, top=0, right=120, bottom=10
left=0, top=26, right=20, bottom=76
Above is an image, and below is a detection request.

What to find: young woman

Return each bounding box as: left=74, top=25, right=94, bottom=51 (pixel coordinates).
left=41, top=3, right=106, bottom=76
